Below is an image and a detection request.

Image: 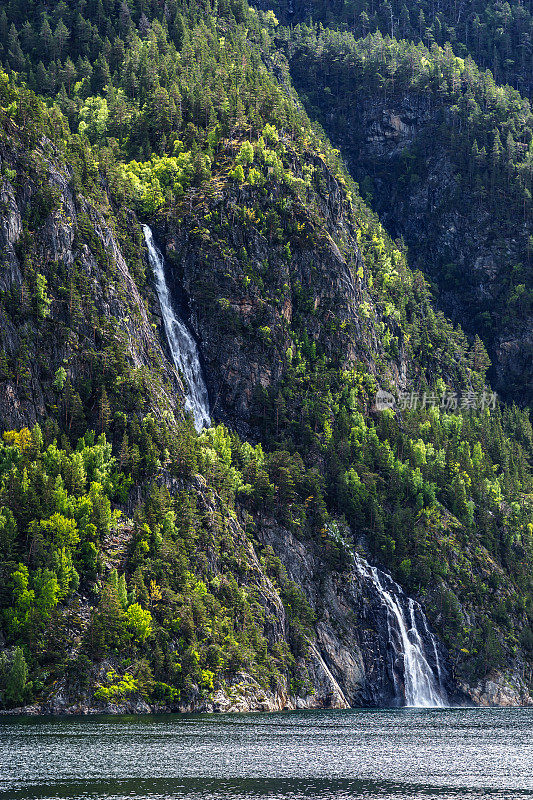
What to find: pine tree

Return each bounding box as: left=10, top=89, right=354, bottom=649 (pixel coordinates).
left=35, top=61, right=51, bottom=94
left=39, top=17, right=54, bottom=62
left=54, top=20, right=70, bottom=59
left=99, top=388, right=111, bottom=433
left=6, top=647, right=29, bottom=706
left=0, top=10, right=8, bottom=51
left=117, top=574, right=128, bottom=608
left=7, top=23, right=25, bottom=71
left=489, top=130, right=504, bottom=201
left=170, top=12, right=186, bottom=51
left=119, top=433, right=130, bottom=470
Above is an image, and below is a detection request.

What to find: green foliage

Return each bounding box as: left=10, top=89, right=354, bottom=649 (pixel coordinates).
left=0, top=419, right=319, bottom=704
left=78, top=96, right=109, bottom=142
left=125, top=603, right=152, bottom=642
left=236, top=141, right=254, bottom=166
left=0, top=0, right=532, bottom=702
left=120, top=153, right=195, bottom=213
left=53, top=368, right=66, bottom=392
left=287, top=27, right=533, bottom=404
left=94, top=670, right=139, bottom=702
left=268, top=0, right=533, bottom=97
left=230, top=164, right=245, bottom=183
left=5, top=647, right=29, bottom=706
left=34, top=273, right=51, bottom=319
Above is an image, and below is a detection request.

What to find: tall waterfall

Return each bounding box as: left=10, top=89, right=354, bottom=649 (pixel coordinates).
left=143, top=225, right=210, bottom=431
left=354, top=554, right=447, bottom=708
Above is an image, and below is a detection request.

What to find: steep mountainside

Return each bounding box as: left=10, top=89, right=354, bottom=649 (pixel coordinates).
left=287, top=27, right=533, bottom=405
left=0, top=93, right=184, bottom=434
left=0, top=0, right=532, bottom=712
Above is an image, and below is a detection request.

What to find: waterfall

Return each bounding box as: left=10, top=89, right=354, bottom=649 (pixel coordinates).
left=354, top=554, right=447, bottom=708
left=142, top=225, right=210, bottom=431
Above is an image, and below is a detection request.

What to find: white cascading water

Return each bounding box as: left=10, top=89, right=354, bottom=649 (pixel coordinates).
left=142, top=225, right=210, bottom=431
left=354, top=554, right=447, bottom=708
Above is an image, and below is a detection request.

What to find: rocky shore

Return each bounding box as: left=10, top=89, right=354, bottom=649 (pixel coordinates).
left=4, top=667, right=531, bottom=717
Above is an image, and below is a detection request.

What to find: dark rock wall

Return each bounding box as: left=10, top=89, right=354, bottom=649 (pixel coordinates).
left=288, top=82, right=533, bottom=405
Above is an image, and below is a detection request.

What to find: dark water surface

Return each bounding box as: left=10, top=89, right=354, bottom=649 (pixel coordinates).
left=1, top=708, right=532, bottom=800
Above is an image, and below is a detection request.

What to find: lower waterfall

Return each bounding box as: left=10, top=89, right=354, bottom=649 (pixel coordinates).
left=143, top=225, right=210, bottom=431
left=354, top=554, right=447, bottom=708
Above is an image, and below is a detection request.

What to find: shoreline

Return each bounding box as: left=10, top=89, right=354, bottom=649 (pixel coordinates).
left=5, top=698, right=533, bottom=718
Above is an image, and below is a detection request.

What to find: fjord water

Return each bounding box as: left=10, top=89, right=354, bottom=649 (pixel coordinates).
left=1, top=709, right=532, bottom=800
left=142, top=225, right=210, bottom=431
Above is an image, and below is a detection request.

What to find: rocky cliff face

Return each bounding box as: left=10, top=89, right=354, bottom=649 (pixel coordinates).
left=348, top=95, right=533, bottom=406
left=0, top=133, right=186, bottom=434
left=288, top=73, right=533, bottom=406
left=155, top=146, right=400, bottom=437
left=11, top=505, right=467, bottom=716
left=255, top=519, right=461, bottom=707
left=10, top=508, right=532, bottom=714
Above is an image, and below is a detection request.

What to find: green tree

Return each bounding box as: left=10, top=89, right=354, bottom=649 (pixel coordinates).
left=126, top=603, right=152, bottom=642
left=6, top=647, right=29, bottom=706
left=53, top=367, right=67, bottom=392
